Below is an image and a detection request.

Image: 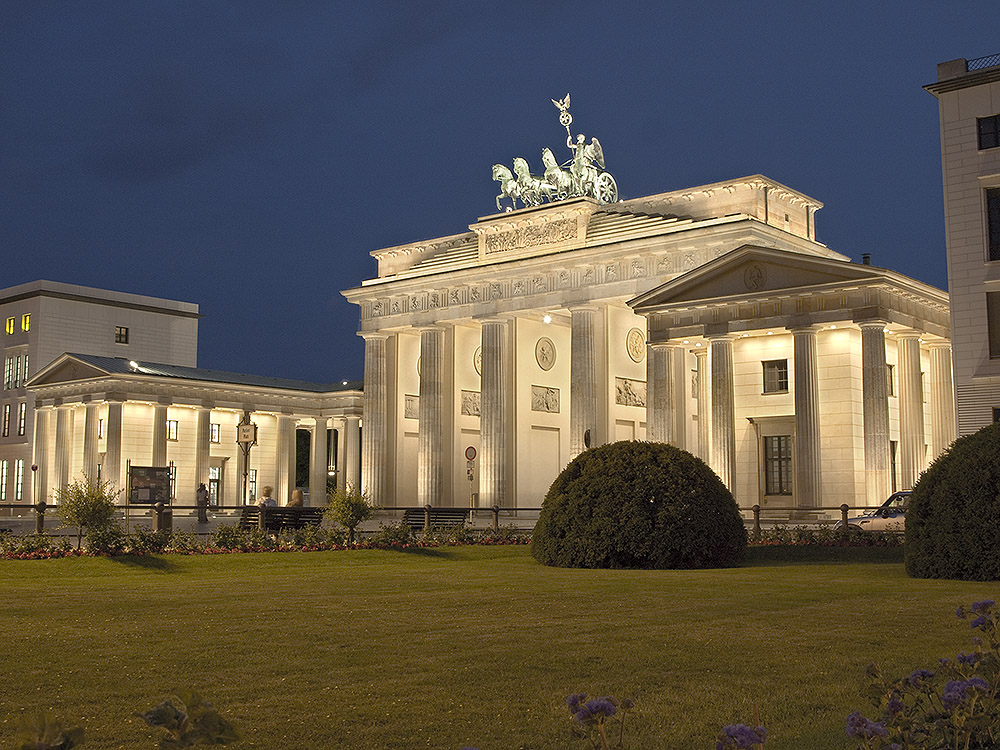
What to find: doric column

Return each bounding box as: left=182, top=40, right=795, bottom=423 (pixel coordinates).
left=344, top=415, right=361, bottom=491
left=647, top=343, right=671, bottom=443
left=104, top=399, right=124, bottom=488
left=928, top=344, right=956, bottom=459
left=708, top=335, right=736, bottom=490
left=194, top=406, right=212, bottom=489
left=418, top=326, right=445, bottom=505
left=310, top=417, right=329, bottom=506
left=361, top=333, right=389, bottom=505
left=480, top=318, right=507, bottom=507
left=54, top=405, right=73, bottom=493
left=152, top=403, right=168, bottom=467
left=570, top=306, right=598, bottom=457
left=82, top=403, right=100, bottom=480
left=791, top=326, right=822, bottom=508
left=860, top=322, right=891, bottom=506
left=694, top=348, right=709, bottom=461
left=275, top=415, right=295, bottom=505
left=32, top=407, right=50, bottom=503
left=897, top=333, right=925, bottom=490
left=670, top=346, right=688, bottom=450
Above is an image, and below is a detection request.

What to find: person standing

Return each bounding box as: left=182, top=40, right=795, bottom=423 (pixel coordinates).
left=195, top=483, right=209, bottom=523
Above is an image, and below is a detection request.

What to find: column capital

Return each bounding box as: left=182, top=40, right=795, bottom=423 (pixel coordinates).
left=786, top=323, right=822, bottom=334
left=704, top=331, right=736, bottom=342
left=925, top=340, right=952, bottom=350
left=894, top=329, right=923, bottom=340
left=856, top=318, right=890, bottom=330
left=359, top=331, right=391, bottom=342
left=567, top=303, right=601, bottom=313
left=346, top=414, right=361, bottom=424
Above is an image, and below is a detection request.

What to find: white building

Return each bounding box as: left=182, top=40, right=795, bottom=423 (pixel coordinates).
left=925, top=53, right=1000, bottom=434
left=343, top=176, right=955, bottom=515
left=1, top=280, right=199, bottom=505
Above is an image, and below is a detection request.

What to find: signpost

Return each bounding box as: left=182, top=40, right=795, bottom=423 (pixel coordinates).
left=236, top=410, right=257, bottom=505
left=465, top=446, right=477, bottom=507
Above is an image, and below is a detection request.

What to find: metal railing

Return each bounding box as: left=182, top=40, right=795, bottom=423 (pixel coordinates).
left=968, top=53, right=1000, bottom=72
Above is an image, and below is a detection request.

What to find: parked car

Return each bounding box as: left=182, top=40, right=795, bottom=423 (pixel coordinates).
left=835, top=490, right=911, bottom=532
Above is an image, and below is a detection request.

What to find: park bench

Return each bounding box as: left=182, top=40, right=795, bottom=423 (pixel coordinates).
left=402, top=507, right=471, bottom=531
left=237, top=506, right=326, bottom=532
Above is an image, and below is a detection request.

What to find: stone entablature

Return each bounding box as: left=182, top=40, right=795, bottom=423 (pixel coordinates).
left=366, top=176, right=823, bottom=281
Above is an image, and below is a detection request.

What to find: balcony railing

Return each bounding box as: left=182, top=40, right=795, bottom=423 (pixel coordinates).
left=967, top=53, right=1000, bottom=72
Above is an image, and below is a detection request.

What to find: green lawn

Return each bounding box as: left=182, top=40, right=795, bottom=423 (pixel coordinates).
left=1, top=546, right=995, bottom=750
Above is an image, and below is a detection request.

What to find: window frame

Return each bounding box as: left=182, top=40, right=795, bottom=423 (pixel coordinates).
left=20, top=313, right=30, bottom=332
left=210, top=423, right=221, bottom=443
left=987, top=188, right=1000, bottom=263
left=16, top=402, right=26, bottom=436
left=115, top=326, right=129, bottom=344
left=166, top=419, right=179, bottom=441
left=978, top=114, right=1000, bottom=151
left=1, top=403, right=9, bottom=437
left=4, top=317, right=13, bottom=335
left=761, top=359, right=789, bottom=394
left=763, top=434, right=793, bottom=495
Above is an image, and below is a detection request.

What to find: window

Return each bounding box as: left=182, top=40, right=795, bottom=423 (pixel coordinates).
left=166, top=420, right=178, bottom=441
left=3, top=357, right=10, bottom=389
left=98, top=418, right=104, bottom=439
left=0, top=459, right=7, bottom=500
left=21, top=354, right=27, bottom=386
left=17, top=403, right=26, bottom=436
left=994, top=408, right=1000, bottom=423
left=890, top=441, right=898, bottom=493
left=988, top=188, right=1000, bottom=262
left=4, top=317, right=13, bottom=335
left=2, top=403, right=9, bottom=436
left=988, top=292, right=1000, bottom=359
left=20, top=314, right=30, bottom=332
left=210, top=423, right=221, bottom=443
left=762, top=359, right=789, bottom=393
left=763, top=435, right=792, bottom=495
left=115, top=326, right=129, bottom=344
left=979, top=114, right=1000, bottom=150
left=209, top=466, right=221, bottom=506
left=248, top=468, right=258, bottom=501
left=14, top=459, right=23, bottom=501
left=14, top=356, right=21, bottom=388
left=886, top=364, right=895, bottom=396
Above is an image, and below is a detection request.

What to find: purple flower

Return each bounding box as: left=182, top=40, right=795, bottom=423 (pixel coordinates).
left=970, top=616, right=989, bottom=630
left=566, top=693, right=587, bottom=714
left=717, top=723, right=767, bottom=749
left=885, top=693, right=904, bottom=716
left=956, top=606, right=967, bottom=620
left=957, top=651, right=980, bottom=665
left=908, top=669, right=934, bottom=687
left=971, top=600, right=995, bottom=613
left=941, top=678, right=990, bottom=711
left=846, top=711, right=888, bottom=740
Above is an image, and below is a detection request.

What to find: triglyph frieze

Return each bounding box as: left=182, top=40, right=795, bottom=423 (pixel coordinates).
left=531, top=385, right=560, bottom=413
left=615, top=377, right=647, bottom=408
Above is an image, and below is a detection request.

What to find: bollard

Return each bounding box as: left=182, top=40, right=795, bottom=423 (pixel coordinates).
left=258, top=505, right=267, bottom=532
left=35, top=500, right=46, bottom=535
left=492, top=504, right=499, bottom=530
left=752, top=504, right=761, bottom=536
left=153, top=502, right=164, bottom=532
left=840, top=504, right=850, bottom=535
left=424, top=504, right=431, bottom=532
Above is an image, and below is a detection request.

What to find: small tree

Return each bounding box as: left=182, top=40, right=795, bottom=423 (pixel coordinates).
left=326, top=483, right=376, bottom=543
left=55, top=475, right=122, bottom=549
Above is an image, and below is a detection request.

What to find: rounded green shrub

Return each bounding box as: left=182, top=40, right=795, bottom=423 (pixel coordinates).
left=905, top=422, right=1000, bottom=580
left=531, top=440, right=747, bottom=569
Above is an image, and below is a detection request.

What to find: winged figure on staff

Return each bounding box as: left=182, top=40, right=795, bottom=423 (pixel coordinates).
left=491, top=93, right=618, bottom=212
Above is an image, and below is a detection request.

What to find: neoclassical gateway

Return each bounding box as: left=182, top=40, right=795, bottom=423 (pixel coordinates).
left=343, top=174, right=955, bottom=515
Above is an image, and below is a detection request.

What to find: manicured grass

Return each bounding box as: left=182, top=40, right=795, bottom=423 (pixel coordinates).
left=1, top=546, right=995, bottom=749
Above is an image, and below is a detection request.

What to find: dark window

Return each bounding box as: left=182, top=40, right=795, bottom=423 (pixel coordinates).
left=762, top=359, right=789, bottom=393
left=763, top=435, right=792, bottom=495
left=890, top=441, right=898, bottom=493
left=988, top=188, right=1000, bottom=262
left=979, top=114, right=1000, bottom=150
left=988, top=292, right=1000, bottom=359
left=886, top=363, right=895, bottom=396
left=115, top=326, right=129, bottom=344
left=993, top=408, right=1000, bottom=423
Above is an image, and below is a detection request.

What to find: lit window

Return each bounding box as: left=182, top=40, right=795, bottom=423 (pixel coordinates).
left=17, top=402, right=26, bottom=436
left=14, top=459, right=23, bottom=501
left=762, top=359, right=789, bottom=394
left=166, top=420, right=179, bottom=441
left=115, top=326, right=129, bottom=344
left=20, top=314, right=30, bottom=332
left=210, top=423, right=221, bottom=443
left=979, top=114, right=1000, bottom=150
left=248, top=468, right=258, bottom=501
left=988, top=292, right=1000, bottom=359
left=987, top=188, right=1000, bottom=262
left=0, top=459, right=7, bottom=501
left=14, top=356, right=21, bottom=388
left=21, top=354, right=28, bottom=386
left=886, top=363, right=895, bottom=397
left=763, top=435, right=792, bottom=495
left=3, top=357, right=10, bottom=389
left=4, top=318, right=13, bottom=335
left=1, top=403, right=9, bottom=436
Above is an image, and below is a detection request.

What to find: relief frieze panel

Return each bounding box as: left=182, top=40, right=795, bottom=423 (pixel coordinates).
left=530, top=386, right=560, bottom=413
left=461, top=390, right=481, bottom=417
left=615, top=377, right=646, bottom=408
left=483, top=218, right=577, bottom=256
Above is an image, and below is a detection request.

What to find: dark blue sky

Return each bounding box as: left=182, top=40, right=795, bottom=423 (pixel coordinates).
left=2, top=2, right=996, bottom=382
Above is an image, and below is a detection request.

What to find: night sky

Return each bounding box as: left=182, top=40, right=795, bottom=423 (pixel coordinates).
left=2, top=2, right=996, bottom=383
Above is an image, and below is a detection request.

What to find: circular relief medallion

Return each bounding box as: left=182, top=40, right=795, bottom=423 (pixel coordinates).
left=626, top=328, right=645, bottom=363
left=744, top=262, right=766, bottom=291
left=535, top=337, right=556, bottom=371
left=474, top=346, right=482, bottom=376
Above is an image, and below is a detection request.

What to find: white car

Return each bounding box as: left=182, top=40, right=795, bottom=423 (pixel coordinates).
left=837, top=491, right=911, bottom=532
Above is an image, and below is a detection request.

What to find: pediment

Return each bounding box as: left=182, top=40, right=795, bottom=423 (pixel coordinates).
left=27, top=356, right=110, bottom=386
left=630, top=245, right=885, bottom=310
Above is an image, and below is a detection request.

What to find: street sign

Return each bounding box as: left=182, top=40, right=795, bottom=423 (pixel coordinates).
left=237, top=422, right=257, bottom=444
left=465, top=446, right=477, bottom=461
